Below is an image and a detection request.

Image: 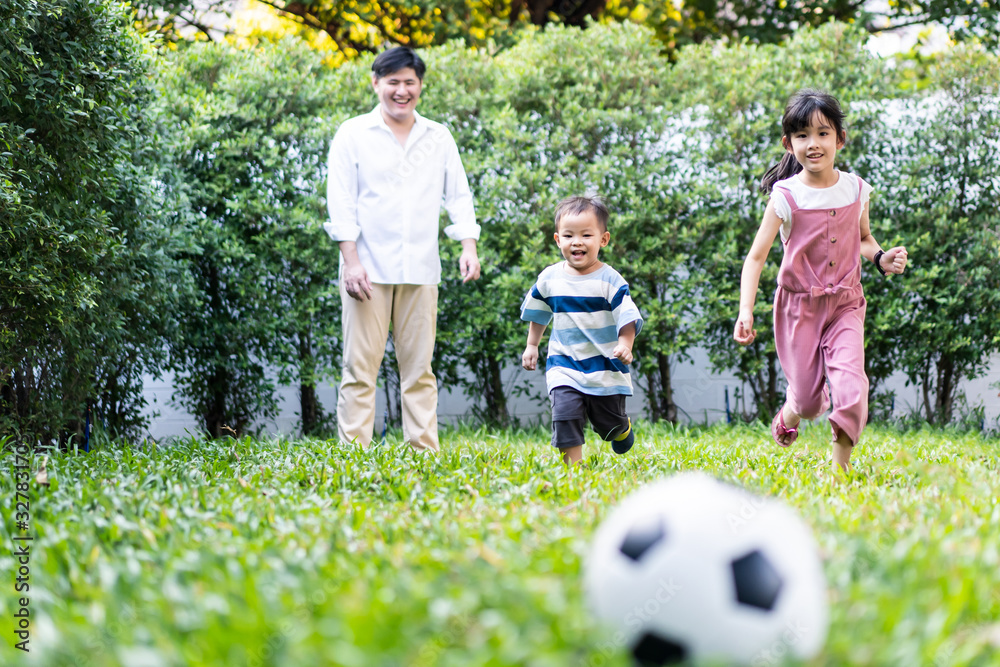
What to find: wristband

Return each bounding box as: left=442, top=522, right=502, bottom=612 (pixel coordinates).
left=873, top=249, right=887, bottom=276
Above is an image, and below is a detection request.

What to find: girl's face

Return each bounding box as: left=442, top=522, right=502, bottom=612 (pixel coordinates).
left=782, top=111, right=846, bottom=182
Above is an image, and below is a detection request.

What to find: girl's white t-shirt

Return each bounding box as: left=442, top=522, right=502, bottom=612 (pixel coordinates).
left=770, top=170, right=873, bottom=242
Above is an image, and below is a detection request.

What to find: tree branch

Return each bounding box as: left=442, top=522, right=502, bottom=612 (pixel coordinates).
left=175, top=11, right=220, bottom=41
left=254, top=0, right=361, bottom=54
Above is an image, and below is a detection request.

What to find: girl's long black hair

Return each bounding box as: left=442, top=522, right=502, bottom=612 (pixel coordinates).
left=760, top=89, right=846, bottom=194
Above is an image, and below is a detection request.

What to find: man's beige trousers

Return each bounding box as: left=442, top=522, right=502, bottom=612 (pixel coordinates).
left=337, top=283, right=439, bottom=451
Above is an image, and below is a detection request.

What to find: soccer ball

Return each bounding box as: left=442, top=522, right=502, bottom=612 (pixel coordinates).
left=583, top=473, right=828, bottom=665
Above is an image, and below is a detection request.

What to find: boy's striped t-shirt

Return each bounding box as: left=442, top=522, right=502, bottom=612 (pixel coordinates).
left=520, top=262, right=643, bottom=396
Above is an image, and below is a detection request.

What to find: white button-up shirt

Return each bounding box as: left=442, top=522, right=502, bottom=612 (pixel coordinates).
left=324, top=107, right=480, bottom=285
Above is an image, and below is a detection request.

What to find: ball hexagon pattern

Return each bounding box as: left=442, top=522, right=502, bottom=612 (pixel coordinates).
left=583, top=473, right=828, bottom=665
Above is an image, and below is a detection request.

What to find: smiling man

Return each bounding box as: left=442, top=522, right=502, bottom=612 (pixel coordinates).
left=324, top=46, right=481, bottom=452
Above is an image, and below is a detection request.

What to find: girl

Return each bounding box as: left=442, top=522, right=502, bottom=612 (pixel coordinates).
left=734, top=90, right=908, bottom=471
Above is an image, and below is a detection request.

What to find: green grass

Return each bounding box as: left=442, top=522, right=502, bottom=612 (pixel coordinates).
left=1, top=421, right=999, bottom=666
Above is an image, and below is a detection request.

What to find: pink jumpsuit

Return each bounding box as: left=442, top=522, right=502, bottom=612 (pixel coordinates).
left=773, top=178, right=869, bottom=445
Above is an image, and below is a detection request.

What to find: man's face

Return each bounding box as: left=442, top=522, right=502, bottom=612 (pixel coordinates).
left=372, top=67, right=422, bottom=125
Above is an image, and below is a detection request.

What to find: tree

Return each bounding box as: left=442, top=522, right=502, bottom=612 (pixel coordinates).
left=877, top=0, right=1000, bottom=48
left=132, top=0, right=599, bottom=54
left=607, top=0, right=865, bottom=54
left=131, top=0, right=241, bottom=42
left=1, top=0, right=189, bottom=444
left=427, top=23, right=697, bottom=425
left=411, top=42, right=515, bottom=427
left=607, top=0, right=1000, bottom=55
left=156, top=40, right=350, bottom=437
left=860, top=46, right=1000, bottom=425
left=134, top=0, right=1000, bottom=57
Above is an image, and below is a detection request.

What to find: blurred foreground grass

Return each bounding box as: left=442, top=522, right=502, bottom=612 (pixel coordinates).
left=1, top=421, right=999, bottom=666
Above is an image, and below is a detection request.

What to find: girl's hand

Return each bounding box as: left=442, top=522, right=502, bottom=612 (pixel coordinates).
left=734, top=312, right=756, bottom=346
left=881, top=246, right=908, bottom=274
left=612, top=344, right=633, bottom=365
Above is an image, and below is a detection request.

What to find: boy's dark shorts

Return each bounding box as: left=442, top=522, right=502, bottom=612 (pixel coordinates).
left=550, top=386, right=630, bottom=449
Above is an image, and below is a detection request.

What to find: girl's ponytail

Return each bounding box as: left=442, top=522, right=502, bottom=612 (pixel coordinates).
left=760, top=89, right=846, bottom=195
left=760, top=152, right=802, bottom=194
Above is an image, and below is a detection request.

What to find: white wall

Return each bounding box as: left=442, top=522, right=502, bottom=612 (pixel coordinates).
left=141, top=352, right=1000, bottom=439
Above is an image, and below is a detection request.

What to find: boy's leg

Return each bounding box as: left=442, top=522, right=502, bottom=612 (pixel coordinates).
left=551, top=387, right=587, bottom=464
left=561, top=446, right=584, bottom=465
left=587, top=394, right=633, bottom=454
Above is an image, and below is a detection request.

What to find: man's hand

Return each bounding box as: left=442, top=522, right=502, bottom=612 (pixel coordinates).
left=459, top=238, right=481, bottom=283
left=343, top=262, right=373, bottom=301
left=339, top=241, right=373, bottom=301
left=612, top=343, right=633, bottom=365
left=522, top=344, right=539, bottom=371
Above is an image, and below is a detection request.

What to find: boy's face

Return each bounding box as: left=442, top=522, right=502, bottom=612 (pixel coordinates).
left=372, top=67, right=422, bottom=126
left=554, top=210, right=610, bottom=276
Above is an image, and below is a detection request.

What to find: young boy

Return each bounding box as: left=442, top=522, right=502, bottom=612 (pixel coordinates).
left=520, top=195, right=643, bottom=465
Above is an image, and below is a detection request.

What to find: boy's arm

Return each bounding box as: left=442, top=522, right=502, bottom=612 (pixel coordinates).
left=522, top=321, right=547, bottom=371
left=612, top=321, right=636, bottom=365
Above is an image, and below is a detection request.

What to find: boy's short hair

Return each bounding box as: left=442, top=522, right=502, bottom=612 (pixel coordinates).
left=554, top=195, right=610, bottom=232
left=372, top=47, right=426, bottom=81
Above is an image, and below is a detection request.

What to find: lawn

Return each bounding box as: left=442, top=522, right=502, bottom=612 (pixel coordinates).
left=1, top=421, right=999, bottom=666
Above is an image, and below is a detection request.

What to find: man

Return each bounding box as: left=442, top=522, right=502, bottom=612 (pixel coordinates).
left=324, top=46, right=481, bottom=452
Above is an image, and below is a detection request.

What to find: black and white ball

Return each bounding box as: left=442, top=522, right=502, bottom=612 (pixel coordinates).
left=583, top=473, right=828, bottom=665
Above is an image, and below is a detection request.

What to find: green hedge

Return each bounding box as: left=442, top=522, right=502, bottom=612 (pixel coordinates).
left=4, top=17, right=998, bottom=442
left=1, top=0, right=191, bottom=443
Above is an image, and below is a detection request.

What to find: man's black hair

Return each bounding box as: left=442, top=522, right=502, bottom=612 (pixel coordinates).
left=372, top=47, right=426, bottom=81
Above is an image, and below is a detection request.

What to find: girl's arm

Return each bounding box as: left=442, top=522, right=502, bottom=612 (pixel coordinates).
left=735, top=199, right=784, bottom=345
left=859, top=201, right=908, bottom=274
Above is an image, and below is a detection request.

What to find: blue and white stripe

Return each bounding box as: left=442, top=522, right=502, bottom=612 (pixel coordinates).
left=521, top=262, right=643, bottom=396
